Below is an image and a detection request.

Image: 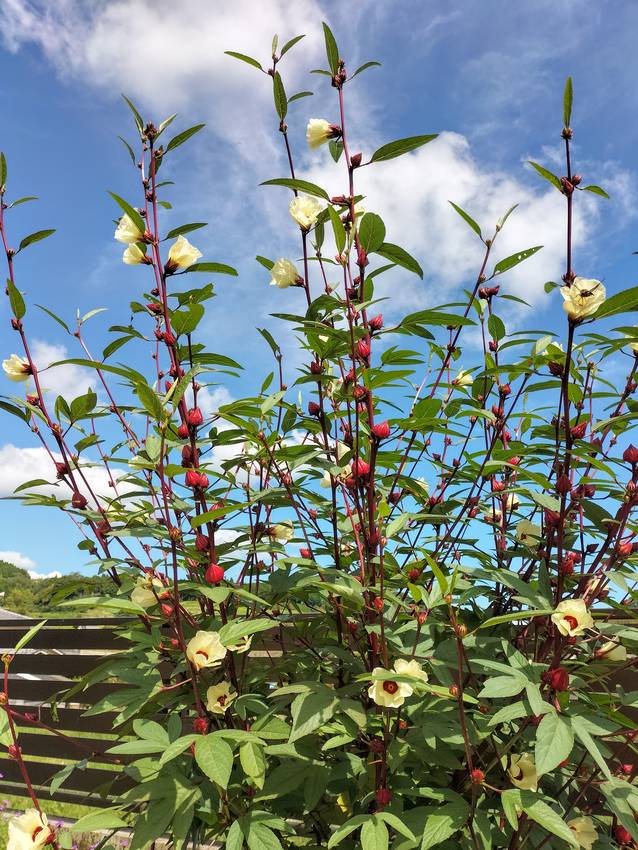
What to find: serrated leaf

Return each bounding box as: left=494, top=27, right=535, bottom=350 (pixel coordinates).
left=449, top=201, right=482, bottom=238
left=322, top=22, right=339, bottom=74
left=261, top=177, right=329, bottom=200
left=492, top=245, right=542, bottom=276
left=377, top=242, right=423, bottom=278
left=478, top=676, right=526, bottom=698
left=535, top=712, right=573, bottom=775
left=240, top=741, right=266, bottom=779
left=280, top=34, right=305, bottom=58
left=165, top=124, right=205, bottom=153
left=563, top=76, right=573, bottom=127
left=273, top=72, right=287, bottom=121
left=528, top=161, right=562, bottom=191
left=224, top=51, right=264, bottom=71
left=370, top=134, right=437, bottom=163
left=7, top=279, right=25, bottom=320
left=358, top=212, right=386, bottom=254
left=17, top=229, right=55, bottom=253
left=195, top=735, right=234, bottom=788
left=521, top=794, right=578, bottom=848
left=361, top=817, right=388, bottom=850
left=136, top=382, right=166, bottom=422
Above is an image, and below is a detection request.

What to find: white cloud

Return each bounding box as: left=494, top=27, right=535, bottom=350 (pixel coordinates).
left=28, top=569, right=62, bottom=580
left=0, top=443, right=124, bottom=501
left=0, top=550, right=35, bottom=569
left=30, top=340, right=96, bottom=398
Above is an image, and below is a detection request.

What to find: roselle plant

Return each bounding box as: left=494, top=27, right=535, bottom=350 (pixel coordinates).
left=2, top=24, right=638, bottom=850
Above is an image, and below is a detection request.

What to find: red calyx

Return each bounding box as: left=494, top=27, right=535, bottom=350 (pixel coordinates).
left=193, top=717, right=209, bottom=735
left=542, top=667, right=569, bottom=691
left=186, top=407, right=203, bottom=427
left=205, top=562, right=225, bottom=584
left=614, top=825, right=633, bottom=845
left=369, top=314, right=383, bottom=332
left=299, top=548, right=312, bottom=559
left=177, top=423, right=189, bottom=439
left=356, top=338, right=371, bottom=360
left=570, top=421, right=588, bottom=440
left=195, top=533, right=210, bottom=552
left=71, top=491, right=88, bottom=510
left=308, top=401, right=321, bottom=416
left=351, top=457, right=370, bottom=480
left=371, top=421, right=390, bottom=440
left=375, top=787, right=392, bottom=808
left=623, top=444, right=638, bottom=465
left=185, top=469, right=201, bottom=488
left=470, top=768, right=485, bottom=784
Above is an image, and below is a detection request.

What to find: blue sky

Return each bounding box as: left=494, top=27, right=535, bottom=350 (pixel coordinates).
left=0, top=0, right=637, bottom=577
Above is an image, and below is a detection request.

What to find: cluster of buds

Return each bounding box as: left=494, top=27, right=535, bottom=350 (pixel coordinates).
left=185, top=469, right=209, bottom=489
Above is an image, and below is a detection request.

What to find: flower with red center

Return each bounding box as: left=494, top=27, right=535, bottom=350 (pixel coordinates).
left=551, top=598, right=594, bottom=637
left=186, top=630, right=227, bottom=671
left=186, top=407, right=203, bottom=427
left=8, top=809, right=54, bottom=850
left=371, top=421, right=390, bottom=440
left=507, top=753, right=538, bottom=791
left=205, top=562, right=225, bottom=585
left=206, top=681, right=237, bottom=715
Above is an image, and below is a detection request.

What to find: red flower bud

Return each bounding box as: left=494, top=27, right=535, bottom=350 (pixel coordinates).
left=198, top=472, right=209, bottom=489
left=616, top=540, right=634, bottom=559
left=623, top=444, right=638, bottom=465
left=372, top=597, right=384, bottom=611
left=614, top=825, right=633, bottom=845
left=308, top=401, right=321, bottom=416
left=299, top=548, right=312, bottom=559
left=369, top=314, right=383, bottom=332
left=470, top=768, right=485, bottom=784
left=195, top=533, right=210, bottom=552
left=71, top=491, right=88, bottom=509
left=356, top=338, right=371, bottom=360
left=570, top=421, right=588, bottom=440
left=147, top=302, right=163, bottom=314
left=309, top=361, right=323, bottom=374
left=352, top=384, right=367, bottom=400
left=371, top=421, right=390, bottom=440
left=193, top=717, right=209, bottom=735
left=375, top=787, right=392, bottom=808
left=186, top=407, right=203, bottom=427
left=351, top=457, right=370, bottom=479
left=542, top=667, right=569, bottom=691
left=185, top=469, right=201, bottom=488
left=556, top=474, right=571, bottom=495
left=548, top=361, right=564, bottom=377
left=177, top=423, right=189, bottom=439
left=8, top=744, right=21, bottom=759
left=205, top=562, right=225, bottom=584
left=544, top=509, right=560, bottom=528
left=408, top=568, right=421, bottom=582
left=163, top=330, right=176, bottom=346
left=160, top=603, right=173, bottom=618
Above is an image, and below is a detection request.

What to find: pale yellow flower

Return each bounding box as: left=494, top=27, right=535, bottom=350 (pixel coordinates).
left=508, top=753, right=537, bottom=791
left=272, top=522, right=293, bottom=543
left=289, top=195, right=324, bottom=230
left=227, top=635, right=253, bottom=654
left=452, top=369, right=473, bottom=387
left=131, top=575, right=163, bottom=609
left=2, top=353, right=30, bottom=382
left=368, top=666, right=414, bottom=708
left=206, top=681, right=237, bottom=714
left=505, top=493, right=520, bottom=510
left=306, top=118, right=333, bottom=149
left=7, top=809, right=53, bottom=850
left=320, top=464, right=352, bottom=488
left=516, top=519, right=542, bottom=544
left=186, top=630, right=227, bottom=671
left=626, top=327, right=638, bottom=355
left=567, top=816, right=598, bottom=850
left=166, top=235, right=202, bottom=271
left=394, top=658, right=429, bottom=683
left=560, top=277, right=606, bottom=321
left=551, top=598, right=594, bottom=637
left=123, top=243, right=147, bottom=265
left=270, top=258, right=301, bottom=288
left=597, top=640, right=627, bottom=662
left=114, top=213, right=144, bottom=244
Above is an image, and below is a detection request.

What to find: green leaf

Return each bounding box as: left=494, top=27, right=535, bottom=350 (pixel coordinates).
left=449, top=201, right=482, bottom=238
left=571, top=716, right=612, bottom=779
left=165, top=222, right=207, bottom=239
left=361, top=817, right=388, bottom=850
left=492, top=246, right=542, bottom=276
left=521, top=794, right=578, bottom=848
left=171, top=303, right=205, bottom=336
left=273, top=72, right=287, bottom=121
left=288, top=90, right=313, bottom=104
left=528, top=161, right=562, bottom=191
left=136, top=382, right=166, bottom=422
left=9, top=196, right=38, bottom=208
left=289, top=688, right=338, bottom=743
left=593, top=285, right=638, bottom=319
left=377, top=242, right=423, bottom=278
left=535, top=712, right=573, bottom=775
left=108, top=191, right=145, bottom=236
left=247, top=824, right=282, bottom=850
left=488, top=314, right=506, bottom=341
left=219, top=617, right=274, bottom=647
left=71, top=810, right=129, bottom=832
left=226, top=820, right=244, bottom=850
left=185, top=261, right=238, bottom=276
left=261, top=177, right=329, bottom=200
left=240, top=741, right=266, bottom=779
left=582, top=184, right=609, bottom=198
left=328, top=816, right=369, bottom=848
left=165, top=124, right=205, bottom=153
left=0, top=151, right=6, bottom=190
left=224, top=51, right=264, bottom=71
left=121, top=94, right=144, bottom=135
left=322, top=22, right=340, bottom=74
left=420, top=802, right=469, bottom=849
left=280, top=34, right=305, bottom=58
left=358, top=212, right=386, bottom=254
left=563, top=76, right=573, bottom=127
left=328, top=204, right=346, bottom=254
left=370, top=134, right=437, bottom=163
left=478, top=676, right=526, bottom=698
left=7, top=279, right=25, bottom=320
left=17, top=229, right=55, bottom=253
left=13, top=620, right=47, bottom=652
left=350, top=61, right=382, bottom=79
left=195, top=734, right=234, bottom=788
